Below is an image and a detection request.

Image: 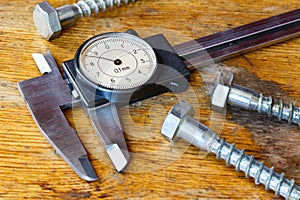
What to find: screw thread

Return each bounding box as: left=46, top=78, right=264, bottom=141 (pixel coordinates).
left=76, top=0, right=136, bottom=17
left=257, top=94, right=300, bottom=127
left=210, top=138, right=300, bottom=199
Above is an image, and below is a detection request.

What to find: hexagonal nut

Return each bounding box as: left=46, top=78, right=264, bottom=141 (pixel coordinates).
left=161, top=101, right=195, bottom=143
left=33, top=2, right=62, bottom=41
left=211, top=84, right=230, bottom=113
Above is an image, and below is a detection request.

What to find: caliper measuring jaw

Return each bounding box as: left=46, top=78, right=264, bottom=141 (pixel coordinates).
left=18, top=51, right=98, bottom=181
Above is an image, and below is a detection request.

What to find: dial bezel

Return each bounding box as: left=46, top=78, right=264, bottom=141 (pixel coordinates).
left=75, top=32, right=158, bottom=91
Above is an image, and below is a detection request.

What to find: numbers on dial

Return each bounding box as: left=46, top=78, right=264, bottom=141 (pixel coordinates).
left=78, top=33, right=157, bottom=90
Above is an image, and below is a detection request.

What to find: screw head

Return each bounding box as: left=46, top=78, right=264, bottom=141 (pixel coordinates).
left=161, top=101, right=195, bottom=143
left=211, top=84, right=230, bottom=113
left=33, top=2, right=62, bottom=41
left=210, top=70, right=234, bottom=113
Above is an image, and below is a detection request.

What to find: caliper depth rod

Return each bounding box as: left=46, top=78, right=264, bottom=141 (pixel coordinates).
left=174, top=9, right=300, bottom=69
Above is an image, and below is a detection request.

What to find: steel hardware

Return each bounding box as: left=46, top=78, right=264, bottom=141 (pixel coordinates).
left=33, top=0, right=136, bottom=40
left=211, top=70, right=300, bottom=127
left=161, top=101, right=300, bottom=199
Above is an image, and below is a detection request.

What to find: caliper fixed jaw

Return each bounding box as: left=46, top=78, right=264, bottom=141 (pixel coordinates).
left=18, top=51, right=98, bottom=181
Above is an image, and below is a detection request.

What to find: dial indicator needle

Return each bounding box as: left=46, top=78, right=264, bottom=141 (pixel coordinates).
left=99, top=57, right=115, bottom=62
left=87, top=55, right=122, bottom=65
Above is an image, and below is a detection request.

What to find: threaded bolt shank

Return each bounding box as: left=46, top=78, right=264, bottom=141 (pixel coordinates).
left=76, top=0, right=136, bottom=17
left=227, top=84, right=300, bottom=127
left=257, top=95, right=300, bottom=126
left=211, top=138, right=300, bottom=199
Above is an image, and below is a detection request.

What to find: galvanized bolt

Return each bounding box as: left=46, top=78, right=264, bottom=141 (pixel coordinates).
left=210, top=70, right=300, bottom=127
left=161, top=101, right=300, bottom=199
left=33, top=0, right=136, bottom=41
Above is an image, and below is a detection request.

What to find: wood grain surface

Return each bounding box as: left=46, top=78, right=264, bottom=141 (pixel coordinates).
left=1, top=0, right=300, bottom=199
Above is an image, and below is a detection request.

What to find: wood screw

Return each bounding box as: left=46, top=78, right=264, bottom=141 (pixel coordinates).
left=161, top=101, right=300, bottom=199
left=33, top=0, right=136, bottom=40
left=211, top=70, right=300, bottom=127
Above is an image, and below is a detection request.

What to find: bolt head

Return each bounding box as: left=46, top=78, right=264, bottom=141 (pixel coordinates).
left=161, top=101, right=195, bottom=143
left=211, top=84, right=230, bottom=113
left=210, top=70, right=234, bottom=113
left=33, top=2, right=62, bottom=41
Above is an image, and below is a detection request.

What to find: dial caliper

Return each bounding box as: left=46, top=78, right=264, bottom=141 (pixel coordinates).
left=62, top=30, right=190, bottom=174
left=18, top=9, right=300, bottom=181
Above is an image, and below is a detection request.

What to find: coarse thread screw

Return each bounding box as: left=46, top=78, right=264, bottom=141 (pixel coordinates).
left=211, top=70, right=300, bottom=127
left=212, top=138, right=300, bottom=199
left=161, top=101, right=300, bottom=199
left=33, top=0, right=136, bottom=40
left=75, top=0, right=136, bottom=17
left=257, top=94, right=300, bottom=126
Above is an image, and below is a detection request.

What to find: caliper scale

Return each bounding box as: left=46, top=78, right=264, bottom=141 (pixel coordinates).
left=18, top=9, right=300, bottom=181
left=78, top=32, right=157, bottom=90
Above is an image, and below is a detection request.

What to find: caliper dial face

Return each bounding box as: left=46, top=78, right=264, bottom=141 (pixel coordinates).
left=78, top=32, right=157, bottom=90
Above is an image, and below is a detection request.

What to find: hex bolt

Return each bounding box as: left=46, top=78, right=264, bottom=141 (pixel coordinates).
left=210, top=70, right=300, bottom=127
left=161, top=101, right=300, bottom=199
left=33, top=0, right=136, bottom=41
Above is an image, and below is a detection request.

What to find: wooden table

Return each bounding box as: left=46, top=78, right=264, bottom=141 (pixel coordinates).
left=1, top=0, right=299, bottom=199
